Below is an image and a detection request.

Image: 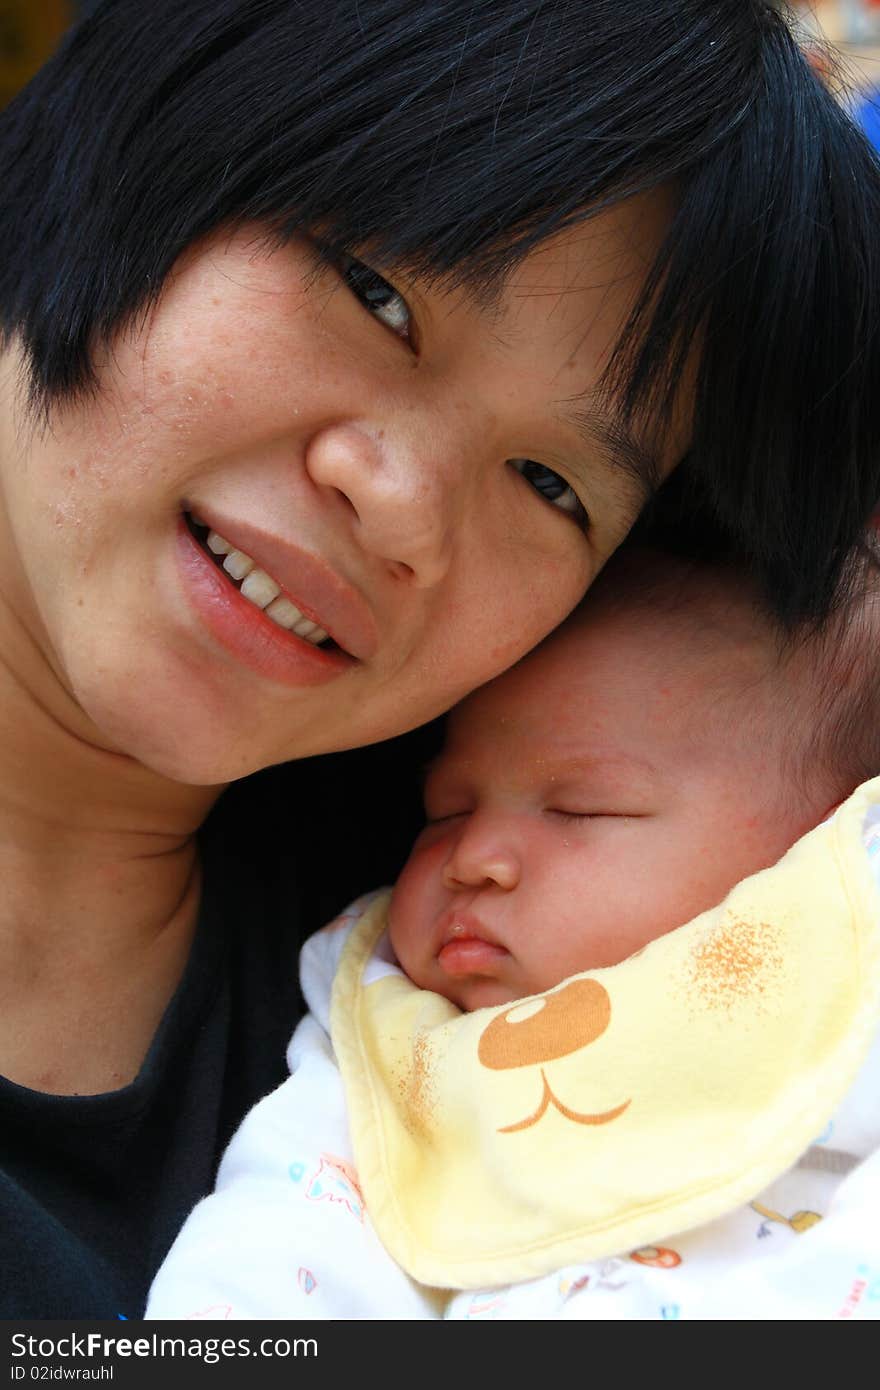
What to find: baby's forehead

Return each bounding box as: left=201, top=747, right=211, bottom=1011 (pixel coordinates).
left=564, top=562, right=787, bottom=690
left=427, top=737, right=662, bottom=802
left=438, top=566, right=791, bottom=774
left=485, top=567, right=778, bottom=689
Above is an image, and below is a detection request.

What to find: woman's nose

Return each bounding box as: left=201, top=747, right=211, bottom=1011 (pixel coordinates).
left=305, top=422, right=462, bottom=587
left=441, top=816, right=521, bottom=893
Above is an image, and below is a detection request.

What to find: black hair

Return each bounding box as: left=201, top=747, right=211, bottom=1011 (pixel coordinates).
left=1, top=0, right=879, bottom=624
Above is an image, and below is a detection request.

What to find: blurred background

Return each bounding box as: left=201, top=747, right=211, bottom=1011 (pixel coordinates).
left=0, top=0, right=71, bottom=110
left=1, top=1, right=879, bottom=129
left=784, top=2, right=880, bottom=142
left=800, top=0, right=880, bottom=43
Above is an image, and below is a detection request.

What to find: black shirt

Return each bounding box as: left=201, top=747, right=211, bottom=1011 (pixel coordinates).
left=0, top=728, right=438, bottom=1319
left=0, top=808, right=305, bottom=1319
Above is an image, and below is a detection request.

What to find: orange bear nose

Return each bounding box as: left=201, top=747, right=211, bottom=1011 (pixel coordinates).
left=478, top=979, right=612, bottom=1071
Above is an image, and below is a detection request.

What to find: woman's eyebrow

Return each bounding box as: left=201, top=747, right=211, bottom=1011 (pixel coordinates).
left=558, top=400, right=664, bottom=503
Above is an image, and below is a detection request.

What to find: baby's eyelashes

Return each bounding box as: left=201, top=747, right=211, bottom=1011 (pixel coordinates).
left=544, top=807, right=647, bottom=823
left=422, top=810, right=469, bottom=827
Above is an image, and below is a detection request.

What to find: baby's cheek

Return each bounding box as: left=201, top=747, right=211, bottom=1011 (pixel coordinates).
left=388, top=841, right=446, bottom=966
left=656, top=813, right=780, bottom=929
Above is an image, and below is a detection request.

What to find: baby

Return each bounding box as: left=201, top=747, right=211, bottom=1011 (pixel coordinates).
left=388, top=550, right=868, bottom=1010
left=146, top=548, right=880, bottom=1321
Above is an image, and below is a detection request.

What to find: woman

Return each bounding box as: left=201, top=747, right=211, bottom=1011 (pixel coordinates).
left=1, top=0, right=878, bottom=1318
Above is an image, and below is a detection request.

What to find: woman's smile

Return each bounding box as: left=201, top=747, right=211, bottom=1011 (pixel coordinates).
left=191, top=516, right=337, bottom=649
left=179, top=506, right=379, bottom=660
left=176, top=515, right=357, bottom=686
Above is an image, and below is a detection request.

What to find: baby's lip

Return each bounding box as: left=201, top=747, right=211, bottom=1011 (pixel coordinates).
left=435, top=912, right=510, bottom=979
left=435, top=906, right=505, bottom=952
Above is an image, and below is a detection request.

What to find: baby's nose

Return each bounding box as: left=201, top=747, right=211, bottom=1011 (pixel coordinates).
left=442, top=815, right=521, bottom=892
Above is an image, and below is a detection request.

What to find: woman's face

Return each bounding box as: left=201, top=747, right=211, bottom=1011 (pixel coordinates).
left=0, top=198, right=683, bottom=783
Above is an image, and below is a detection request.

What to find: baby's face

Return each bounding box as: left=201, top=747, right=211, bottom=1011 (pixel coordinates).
left=389, top=591, right=825, bottom=1010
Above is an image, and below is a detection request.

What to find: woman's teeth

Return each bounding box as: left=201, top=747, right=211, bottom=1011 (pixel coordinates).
left=202, top=527, right=330, bottom=645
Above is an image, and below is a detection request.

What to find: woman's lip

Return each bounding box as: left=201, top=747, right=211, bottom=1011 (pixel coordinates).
left=186, top=507, right=378, bottom=661
left=176, top=518, right=357, bottom=687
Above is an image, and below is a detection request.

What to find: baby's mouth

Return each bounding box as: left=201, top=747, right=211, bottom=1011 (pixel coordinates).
left=437, top=930, right=509, bottom=977
left=185, top=513, right=336, bottom=649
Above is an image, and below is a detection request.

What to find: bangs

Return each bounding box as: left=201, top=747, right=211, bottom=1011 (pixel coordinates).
left=0, top=0, right=759, bottom=402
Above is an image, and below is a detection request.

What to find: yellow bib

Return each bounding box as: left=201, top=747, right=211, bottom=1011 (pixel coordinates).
left=330, top=777, right=880, bottom=1289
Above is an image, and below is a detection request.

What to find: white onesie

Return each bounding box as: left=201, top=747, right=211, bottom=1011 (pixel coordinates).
left=146, top=882, right=880, bottom=1322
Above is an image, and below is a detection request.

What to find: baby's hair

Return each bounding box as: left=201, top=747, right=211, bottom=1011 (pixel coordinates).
left=586, top=539, right=880, bottom=810
left=781, top=558, right=880, bottom=801
left=1, top=1, right=879, bottom=624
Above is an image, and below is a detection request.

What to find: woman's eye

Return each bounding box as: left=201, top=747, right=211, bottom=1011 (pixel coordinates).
left=339, top=254, right=412, bottom=340
left=510, top=459, right=589, bottom=531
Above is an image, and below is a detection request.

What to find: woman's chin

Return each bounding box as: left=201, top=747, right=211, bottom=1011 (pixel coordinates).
left=73, top=689, right=264, bottom=788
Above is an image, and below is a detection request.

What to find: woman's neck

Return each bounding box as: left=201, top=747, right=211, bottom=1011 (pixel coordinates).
left=0, top=593, right=222, bottom=1094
